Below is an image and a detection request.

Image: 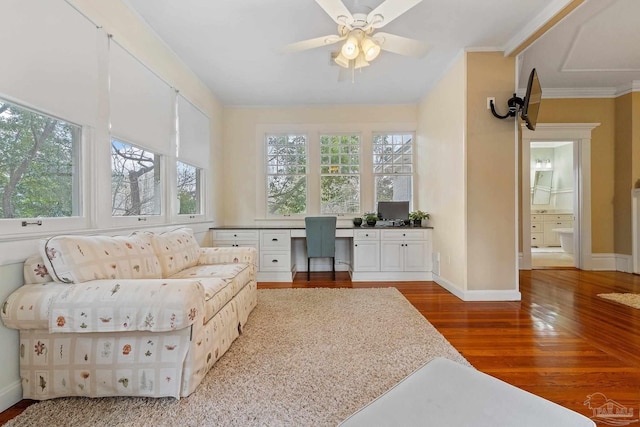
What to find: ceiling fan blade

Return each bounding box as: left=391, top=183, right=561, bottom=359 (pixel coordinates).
left=280, top=35, right=344, bottom=54
left=367, top=0, right=423, bottom=29
left=315, top=0, right=354, bottom=26
left=373, top=32, right=430, bottom=58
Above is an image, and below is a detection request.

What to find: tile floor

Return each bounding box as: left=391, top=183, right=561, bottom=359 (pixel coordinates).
left=531, top=247, right=575, bottom=268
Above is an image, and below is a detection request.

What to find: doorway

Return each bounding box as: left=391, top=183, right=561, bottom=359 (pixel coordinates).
left=530, top=141, right=576, bottom=268
left=520, top=123, right=599, bottom=271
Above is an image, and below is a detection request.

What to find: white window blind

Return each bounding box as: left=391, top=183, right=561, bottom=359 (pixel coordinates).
left=177, top=95, right=210, bottom=168
left=109, top=41, right=173, bottom=155
left=0, top=0, right=99, bottom=127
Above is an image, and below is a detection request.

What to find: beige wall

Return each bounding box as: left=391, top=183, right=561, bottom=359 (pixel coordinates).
left=220, top=105, right=418, bottom=225
left=465, top=52, right=517, bottom=291
left=417, top=54, right=467, bottom=290
left=537, top=98, right=616, bottom=253
left=615, top=93, right=633, bottom=254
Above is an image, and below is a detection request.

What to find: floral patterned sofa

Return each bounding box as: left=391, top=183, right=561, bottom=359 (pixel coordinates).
left=1, top=228, right=257, bottom=400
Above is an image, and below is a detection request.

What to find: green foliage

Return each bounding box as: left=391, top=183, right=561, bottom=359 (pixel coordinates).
left=0, top=101, right=77, bottom=219
left=409, top=210, right=430, bottom=220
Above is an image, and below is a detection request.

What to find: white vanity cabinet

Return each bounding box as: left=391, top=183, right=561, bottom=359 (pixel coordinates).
left=530, top=213, right=573, bottom=247
left=352, top=229, right=380, bottom=272
left=543, top=214, right=573, bottom=247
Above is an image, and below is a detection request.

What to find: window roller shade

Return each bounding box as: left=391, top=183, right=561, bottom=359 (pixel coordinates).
left=109, top=42, right=173, bottom=155
left=177, top=95, right=210, bottom=168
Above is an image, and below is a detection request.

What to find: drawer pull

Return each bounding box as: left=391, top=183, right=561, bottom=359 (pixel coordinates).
left=272, top=238, right=278, bottom=241
left=271, top=259, right=278, bottom=263
left=233, top=234, right=237, bottom=237
left=365, top=234, right=369, bottom=237
left=402, top=233, right=406, bottom=237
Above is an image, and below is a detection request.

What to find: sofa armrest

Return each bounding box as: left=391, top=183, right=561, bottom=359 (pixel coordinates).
left=49, top=278, right=205, bottom=333
left=198, top=247, right=257, bottom=267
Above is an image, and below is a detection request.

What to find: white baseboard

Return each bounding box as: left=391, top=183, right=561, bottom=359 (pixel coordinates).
left=0, top=380, right=22, bottom=413
left=591, top=253, right=617, bottom=271
left=433, top=274, right=522, bottom=301
left=615, top=254, right=633, bottom=273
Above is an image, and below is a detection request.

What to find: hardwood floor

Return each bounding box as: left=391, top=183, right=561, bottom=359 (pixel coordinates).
left=2, top=270, right=639, bottom=425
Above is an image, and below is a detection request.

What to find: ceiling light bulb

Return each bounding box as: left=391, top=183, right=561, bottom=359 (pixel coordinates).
left=334, top=52, right=350, bottom=68
left=361, top=37, right=380, bottom=62
left=341, top=35, right=360, bottom=60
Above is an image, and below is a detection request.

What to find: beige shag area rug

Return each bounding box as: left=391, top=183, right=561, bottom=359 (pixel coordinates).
left=598, top=293, right=640, bottom=309
left=6, top=287, right=469, bottom=427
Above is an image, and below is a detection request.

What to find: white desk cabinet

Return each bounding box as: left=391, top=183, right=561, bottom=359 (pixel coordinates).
left=380, top=230, right=431, bottom=272
left=353, top=230, right=380, bottom=272
left=351, top=228, right=432, bottom=281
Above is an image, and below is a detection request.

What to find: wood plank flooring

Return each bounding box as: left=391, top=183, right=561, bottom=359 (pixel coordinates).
left=2, top=270, right=639, bottom=425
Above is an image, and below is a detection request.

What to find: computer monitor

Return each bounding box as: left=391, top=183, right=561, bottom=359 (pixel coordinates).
left=377, top=201, right=409, bottom=220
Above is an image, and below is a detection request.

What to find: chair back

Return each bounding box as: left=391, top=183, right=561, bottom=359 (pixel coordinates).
left=304, top=216, right=337, bottom=258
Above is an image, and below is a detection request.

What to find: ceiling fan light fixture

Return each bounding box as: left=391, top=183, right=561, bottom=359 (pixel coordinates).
left=354, top=52, right=369, bottom=69
left=341, top=34, right=360, bottom=60
left=334, top=52, right=350, bottom=68
left=361, top=37, right=381, bottom=61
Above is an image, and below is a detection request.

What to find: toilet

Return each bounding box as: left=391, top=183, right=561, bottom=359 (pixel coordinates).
left=553, top=228, right=574, bottom=254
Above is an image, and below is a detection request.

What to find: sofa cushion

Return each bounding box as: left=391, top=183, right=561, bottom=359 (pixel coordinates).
left=40, top=232, right=162, bottom=284
left=171, top=263, right=251, bottom=296
left=151, top=228, right=201, bottom=278
left=23, top=254, right=53, bottom=285
left=197, top=277, right=235, bottom=323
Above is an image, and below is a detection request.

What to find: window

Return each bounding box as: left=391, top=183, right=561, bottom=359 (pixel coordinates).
left=266, top=134, right=307, bottom=215
left=0, top=99, right=81, bottom=219
left=111, top=139, right=161, bottom=216
left=373, top=133, right=413, bottom=205
left=177, top=161, right=201, bottom=215
left=320, top=134, right=360, bottom=214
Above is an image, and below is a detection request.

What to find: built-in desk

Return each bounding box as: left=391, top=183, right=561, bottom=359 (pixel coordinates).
left=210, top=226, right=432, bottom=282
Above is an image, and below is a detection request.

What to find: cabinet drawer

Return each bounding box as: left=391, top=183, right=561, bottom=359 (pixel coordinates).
left=260, top=251, right=291, bottom=271
left=381, top=229, right=428, bottom=240
left=531, top=232, right=543, bottom=246
left=212, top=230, right=259, bottom=241
left=544, top=214, right=573, bottom=222
left=531, top=214, right=543, bottom=222
left=260, top=230, right=290, bottom=250
left=354, top=230, right=380, bottom=240
left=530, top=222, right=542, bottom=232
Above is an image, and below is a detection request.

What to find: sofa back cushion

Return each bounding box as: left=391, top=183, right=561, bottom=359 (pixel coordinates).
left=40, top=232, right=162, bottom=284
left=151, top=228, right=201, bottom=277
left=23, top=254, right=53, bottom=284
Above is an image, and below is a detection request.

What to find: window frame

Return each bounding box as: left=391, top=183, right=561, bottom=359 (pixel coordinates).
left=109, top=136, right=166, bottom=227
left=319, top=133, right=361, bottom=215
left=264, top=132, right=309, bottom=218
left=0, top=97, right=88, bottom=237
left=372, top=132, right=415, bottom=210
left=175, top=160, right=204, bottom=220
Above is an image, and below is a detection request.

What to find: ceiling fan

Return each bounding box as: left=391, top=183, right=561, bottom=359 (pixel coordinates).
left=282, top=0, right=429, bottom=70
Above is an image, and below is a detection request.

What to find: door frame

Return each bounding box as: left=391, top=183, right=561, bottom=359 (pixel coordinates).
left=521, top=123, right=600, bottom=270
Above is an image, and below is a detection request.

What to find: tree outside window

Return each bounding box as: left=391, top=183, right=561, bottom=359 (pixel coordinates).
left=177, top=161, right=201, bottom=215
left=373, top=133, right=413, bottom=206
left=320, top=134, right=360, bottom=214
left=0, top=99, right=80, bottom=219
left=111, top=139, right=161, bottom=216
left=266, top=134, right=307, bottom=215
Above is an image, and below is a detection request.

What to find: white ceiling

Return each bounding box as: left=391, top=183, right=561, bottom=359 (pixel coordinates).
left=125, top=0, right=640, bottom=106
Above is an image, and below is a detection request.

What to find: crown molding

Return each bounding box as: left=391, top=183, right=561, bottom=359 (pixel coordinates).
left=615, top=80, right=640, bottom=96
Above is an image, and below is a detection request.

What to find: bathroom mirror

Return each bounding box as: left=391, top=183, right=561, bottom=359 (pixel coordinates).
left=532, top=170, right=552, bottom=205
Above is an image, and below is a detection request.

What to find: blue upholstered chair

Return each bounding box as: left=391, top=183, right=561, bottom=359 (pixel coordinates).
left=304, top=216, right=337, bottom=281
